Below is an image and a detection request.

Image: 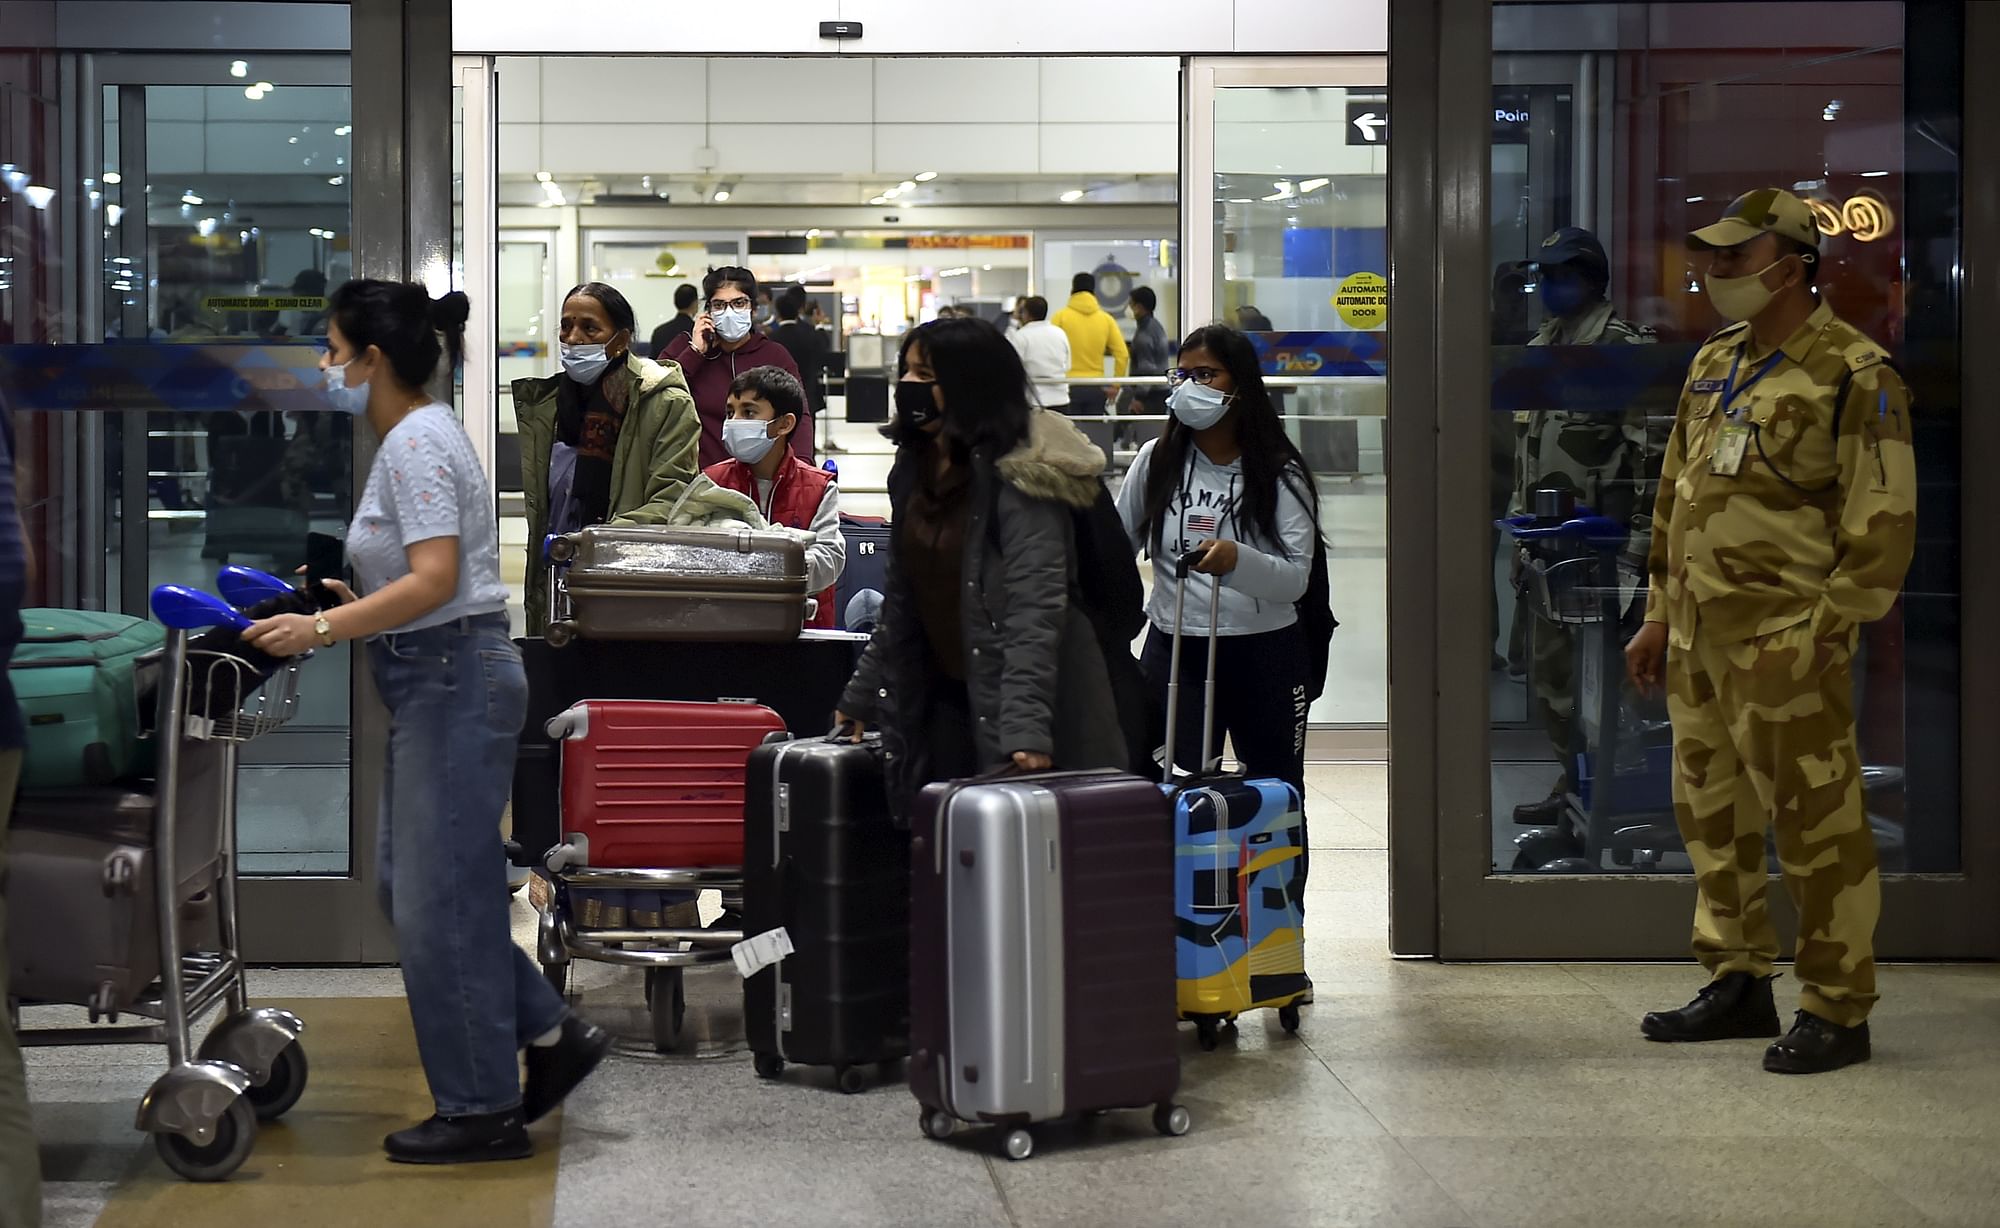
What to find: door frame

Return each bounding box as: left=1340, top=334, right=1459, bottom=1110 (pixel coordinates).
left=1392, top=0, right=2000, bottom=960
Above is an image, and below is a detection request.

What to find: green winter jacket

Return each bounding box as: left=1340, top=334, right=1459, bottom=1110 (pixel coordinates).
left=513, top=351, right=700, bottom=634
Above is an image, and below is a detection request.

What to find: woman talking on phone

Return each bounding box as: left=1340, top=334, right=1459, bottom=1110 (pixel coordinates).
left=1115, top=323, right=1323, bottom=884
left=660, top=266, right=808, bottom=467
left=243, top=281, right=608, bottom=1165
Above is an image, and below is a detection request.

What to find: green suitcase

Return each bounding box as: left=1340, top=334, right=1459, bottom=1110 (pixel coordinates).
left=11, top=609, right=165, bottom=789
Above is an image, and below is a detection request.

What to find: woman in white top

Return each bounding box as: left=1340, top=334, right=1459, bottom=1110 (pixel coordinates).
left=244, top=281, right=607, bottom=1165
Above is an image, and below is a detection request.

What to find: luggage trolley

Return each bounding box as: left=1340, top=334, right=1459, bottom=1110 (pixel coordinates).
left=15, top=584, right=309, bottom=1182
left=533, top=861, right=745, bottom=1054
left=1501, top=506, right=1678, bottom=872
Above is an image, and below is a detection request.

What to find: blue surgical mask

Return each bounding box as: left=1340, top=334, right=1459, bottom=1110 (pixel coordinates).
left=723, top=418, right=780, bottom=466
left=560, top=342, right=612, bottom=383
left=1167, top=380, right=1231, bottom=430
left=714, top=307, right=754, bottom=342
left=323, top=361, right=369, bottom=415
left=1539, top=276, right=1592, bottom=318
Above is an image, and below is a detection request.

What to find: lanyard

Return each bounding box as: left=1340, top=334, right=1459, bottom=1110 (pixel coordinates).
left=1721, top=347, right=1786, bottom=419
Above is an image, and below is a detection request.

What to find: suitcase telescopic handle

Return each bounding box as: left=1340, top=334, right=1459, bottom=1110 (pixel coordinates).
left=1161, top=551, right=1223, bottom=785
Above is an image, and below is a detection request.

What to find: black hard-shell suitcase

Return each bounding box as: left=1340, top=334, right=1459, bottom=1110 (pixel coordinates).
left=742, top=732, right=910, bottom=1092
left=833, top=515, right=891, bottom=632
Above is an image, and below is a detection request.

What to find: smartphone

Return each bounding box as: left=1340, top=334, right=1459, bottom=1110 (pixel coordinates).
left=304, top=531, right=345, bottom=609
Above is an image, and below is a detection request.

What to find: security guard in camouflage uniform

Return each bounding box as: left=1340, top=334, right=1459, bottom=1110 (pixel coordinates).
left=1509, top=227, right=1659, bottom=826
left=1626, top=189, right=1915, bottom=1074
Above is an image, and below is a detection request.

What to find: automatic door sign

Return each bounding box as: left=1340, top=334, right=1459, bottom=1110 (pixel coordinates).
left=1333, top=272, right=1388, bottom=330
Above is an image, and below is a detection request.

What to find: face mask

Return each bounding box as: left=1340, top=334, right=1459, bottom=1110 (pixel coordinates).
left=1704, top=257, right=1791, bottom=323
left=714, top=307, right=754, bottom=342
left=323, top=360, right=369, bottom=415
left=560, top=342, right=612, bottom=384
left=894, top=379, right=942, bottom=430
left=1167, top=379, right=1232, bottom=431
left=1539, top=277, right=1592, bottom=318
left=753, top=304, right=774, bottom=326
left=723, top=418, right=780, bottom=466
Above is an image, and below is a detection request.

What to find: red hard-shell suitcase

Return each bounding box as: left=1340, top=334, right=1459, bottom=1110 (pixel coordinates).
left=547, top=699, right=786, bottom=868
left=909, top=769, right=1185, bottom=1160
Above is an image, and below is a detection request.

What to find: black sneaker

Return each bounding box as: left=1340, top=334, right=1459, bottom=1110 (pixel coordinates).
left=523, top=1013, right=612, bottom=1124
left=1640, top=971, right=1782, bottom=1042
left=384, top=1111, right=532, bottom=1165
left=1764, top=1011, right=1871, bottom=1074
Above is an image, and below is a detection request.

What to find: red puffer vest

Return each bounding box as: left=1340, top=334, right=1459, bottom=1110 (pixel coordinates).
left=705, top=454, right=837, bottom=628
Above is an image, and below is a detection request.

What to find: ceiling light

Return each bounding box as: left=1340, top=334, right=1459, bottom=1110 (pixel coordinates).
left=288, top=136, right=299, bottom=144
left=806, top=228, right=821, bottom=238
left=1059, top=189, right=1085, bottom=203
left=915, top=171, right=938, bottom=182
left=536, top=200, right=555, bottom=208
left=255, top=81, right=274, bottom=92
left=712, top=181, right=735, bottom=202
left=230, top=60, right=248, bottom=78
left=713, top=190, right=730, bottom=202
left=898, top=180, right=917, bottom=192
left=883, top=186, right=903, bottom=198
left=869, top=196, right=888, bottom=206
left=535, top=170, right=552, bottom=182
left=334, top=157, right=344, bottom=166
left=21, top=185, right=55, bottom=210
left=196, top=217, right=218, bottom=236
left=1686, top=195, right=1705, bottom=203
left=181, top=191, right=203, bottom=205
left=335, top=125, right=351, bottom=137
left=982, top=264, right=993, bottom=271
left=103, top=171, right=122, bottom=185
left=244, top=86, right=265, bottom=100
left=1860, top=170, right=1890, bottom=178
left=106, top=204, right=123, bottom=226
left=328, top=175, right=345, bottom=186
left=1298, top=178, right=1330, bottom=193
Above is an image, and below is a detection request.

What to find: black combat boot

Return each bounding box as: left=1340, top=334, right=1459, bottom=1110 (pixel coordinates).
left=1512, top=791, right=1568, bottom=826
left=1640, top=971, right=1781, bottom=1042
left=383, top=1110, right=532, bottom=1164
left=1763, top=1011, right=1871, bottom=1074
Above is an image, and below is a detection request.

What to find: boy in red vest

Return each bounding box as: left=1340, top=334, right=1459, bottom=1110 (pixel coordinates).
left=706, top=366, right=846, bottom=628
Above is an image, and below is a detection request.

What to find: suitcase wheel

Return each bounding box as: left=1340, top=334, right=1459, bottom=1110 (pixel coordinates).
left=918, top=1109, right=955, bottom=1141
left=544, top=620, right=577, bottom=648
left=1153, top=1102, right=1192, bottom=1138
left=155, top=1095, right=257, bottom=1183
left=753, top=1052, right=785, bottom=1080
left=835, top=1065, right=867, bottom=1096
left=1196, top=1019, right=1221, bottom=1051
left=1278, top=1003, right=1303, bottom=1034
left=1003, top=1128, right=1035, bottom=1162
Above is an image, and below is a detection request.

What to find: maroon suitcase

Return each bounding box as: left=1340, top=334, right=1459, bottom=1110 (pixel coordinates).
left=908, top=769, right=1187, bottom=1161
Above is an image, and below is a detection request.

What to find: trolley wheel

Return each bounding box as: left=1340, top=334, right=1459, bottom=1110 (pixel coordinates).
left=1196, top=1020, right=1220, bottom=1052
left=154, top=1095, right=257, bottom=1183
left=1153, top=1102, right=1192, bottom=1137
left=919, top=1108, right=955, bottom=1140
left=753, top=1052, right=785, bottom=1080
left=1278, top=1004, right=1302, bottom=1034
left=1003, top=1128, right=1035, bottom=1162
left=244, top=1041, right=309, bottom=1121
left=835, top=1065, right=868, bottom=1096
left=646, top=967, right=685, bottom=1053
left=544, top=620, right=577, bottom=649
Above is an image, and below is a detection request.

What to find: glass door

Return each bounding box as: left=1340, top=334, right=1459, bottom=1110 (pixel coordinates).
left=1413, top=0, right=1990, bottom=959
left=1186, top=58, right=1390, bottom=740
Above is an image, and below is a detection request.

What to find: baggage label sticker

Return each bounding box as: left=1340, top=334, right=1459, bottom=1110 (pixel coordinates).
left=731, top=927, right=795, bottom=978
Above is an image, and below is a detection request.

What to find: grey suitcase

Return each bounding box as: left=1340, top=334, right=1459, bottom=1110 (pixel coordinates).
left=5, top=739, right=226, bottom=1017
left=909, top=770, right=1185, bottom=1160
left=546, top=524, right=809, bottom=646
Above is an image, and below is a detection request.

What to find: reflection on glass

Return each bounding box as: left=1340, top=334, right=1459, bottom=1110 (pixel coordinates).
left=1214, top=85, right=1387, bottom=725
left=1489, top=2, right=1958, bottom=878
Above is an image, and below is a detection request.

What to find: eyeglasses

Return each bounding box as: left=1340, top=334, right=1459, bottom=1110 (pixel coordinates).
left=1168, top=366, right=1223, bottom=386
left=709, top=297, right=754, bottom=313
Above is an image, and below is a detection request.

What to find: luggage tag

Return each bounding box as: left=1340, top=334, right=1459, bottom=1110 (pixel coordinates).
left=1710, top=423, right=1751, bottom=476
left=731, top=926, right=794, bottom=978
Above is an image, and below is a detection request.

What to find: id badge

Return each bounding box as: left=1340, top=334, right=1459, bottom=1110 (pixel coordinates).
left=1710, top=423, right=1751, bottom=476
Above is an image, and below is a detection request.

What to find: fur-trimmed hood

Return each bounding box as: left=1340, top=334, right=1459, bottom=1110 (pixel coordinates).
left=996, top=408, right=1106, bottom=510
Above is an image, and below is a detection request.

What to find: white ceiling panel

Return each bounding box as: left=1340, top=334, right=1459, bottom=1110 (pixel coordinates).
left=1039, top=123, right=1178, bottom=176
left=873, top=123, right=1039, bottom=175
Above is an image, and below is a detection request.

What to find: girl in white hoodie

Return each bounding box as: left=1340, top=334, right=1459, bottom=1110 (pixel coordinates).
left=1116, top=324, right=1322, bottom=883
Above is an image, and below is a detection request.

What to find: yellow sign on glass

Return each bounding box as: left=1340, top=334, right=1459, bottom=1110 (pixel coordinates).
left=1333, top=272, right=1388, bottom=330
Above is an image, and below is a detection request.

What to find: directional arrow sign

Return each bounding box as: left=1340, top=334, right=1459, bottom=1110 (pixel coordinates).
left=1345, top=100, right=1389, bottom=145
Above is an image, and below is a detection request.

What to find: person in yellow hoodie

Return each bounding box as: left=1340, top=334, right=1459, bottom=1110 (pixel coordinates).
left=1052, top=273, right=1130, bottom=453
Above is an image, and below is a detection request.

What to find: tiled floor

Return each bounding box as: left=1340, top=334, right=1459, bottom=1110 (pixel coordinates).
left=24, top=761, right=2000, bottom=1227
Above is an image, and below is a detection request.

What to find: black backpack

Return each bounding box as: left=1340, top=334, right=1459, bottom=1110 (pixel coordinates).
left=1296, top=533, right=1338, bottom=703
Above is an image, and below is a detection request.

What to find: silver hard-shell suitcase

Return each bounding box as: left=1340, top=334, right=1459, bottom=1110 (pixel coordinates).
left=545, top=524, right=809, bottom=646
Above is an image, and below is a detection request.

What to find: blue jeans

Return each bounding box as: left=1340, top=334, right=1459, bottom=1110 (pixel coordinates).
left=370, top=614, right=568, bottom=1117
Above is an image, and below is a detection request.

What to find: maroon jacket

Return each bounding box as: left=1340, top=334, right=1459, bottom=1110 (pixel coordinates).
left=661, top=331, right=812, bottom=468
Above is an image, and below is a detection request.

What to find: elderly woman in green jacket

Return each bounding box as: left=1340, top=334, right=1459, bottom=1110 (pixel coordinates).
left=513, top=281, right=700, bottom=636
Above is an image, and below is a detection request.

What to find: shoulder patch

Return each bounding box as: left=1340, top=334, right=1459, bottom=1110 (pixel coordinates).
left=1844, top=348, right=1885, bottom=372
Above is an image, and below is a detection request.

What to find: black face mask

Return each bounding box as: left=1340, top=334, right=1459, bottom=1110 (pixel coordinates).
left=895, top=379, right=941, bottom=429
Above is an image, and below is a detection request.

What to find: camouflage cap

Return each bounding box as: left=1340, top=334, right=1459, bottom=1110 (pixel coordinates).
left=1687, top=188, right=1821, bottom=251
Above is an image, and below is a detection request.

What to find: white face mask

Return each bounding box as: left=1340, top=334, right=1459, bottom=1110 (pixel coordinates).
left=723, top=418, right=780, bottom=466
left=714, top=306, right=754, bottom=342
left=1167, top=379, right=1232, bottom=430
left=323, top=360, right=369, bottom=415
left=560, top=342, right=612, bottom=383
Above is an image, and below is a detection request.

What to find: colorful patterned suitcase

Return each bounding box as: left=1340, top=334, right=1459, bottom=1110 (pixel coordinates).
left=908, top=769, right=1187, bottom=1161
left=547, top=699, right=785, bottom=868
left=1161, top=558, right=1310, bottom=1049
